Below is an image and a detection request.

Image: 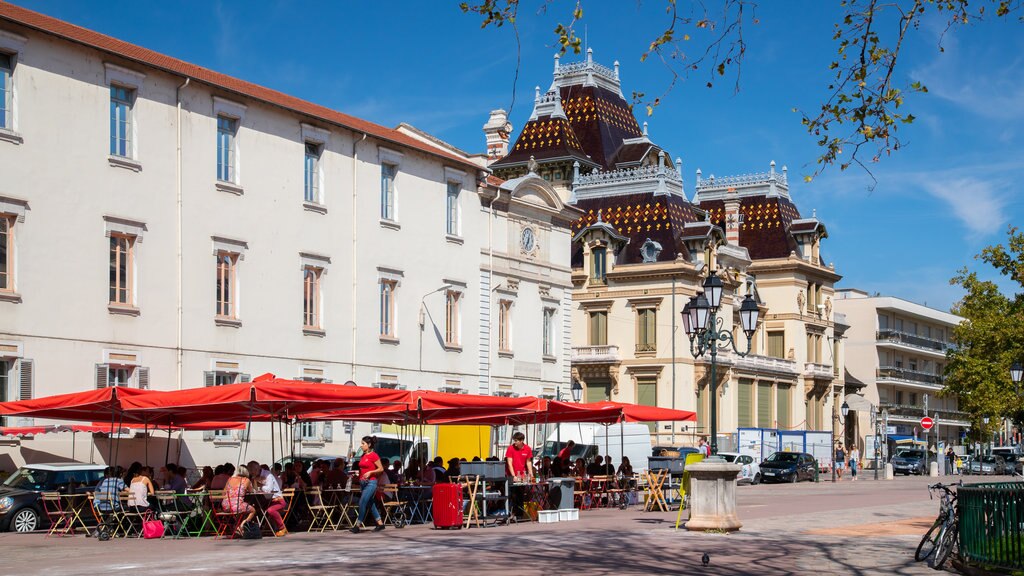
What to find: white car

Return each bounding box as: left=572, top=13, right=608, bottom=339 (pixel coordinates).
left=717, top=452, right=761, bottom=485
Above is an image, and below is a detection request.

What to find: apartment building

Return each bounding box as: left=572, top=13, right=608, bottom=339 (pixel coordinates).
left=834, top=289, right=966, bottom=455
left=0, top=2, right=577, bottom=467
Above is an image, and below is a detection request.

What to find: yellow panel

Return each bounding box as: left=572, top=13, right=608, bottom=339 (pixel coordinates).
left=436, top=425, right=491, bottom=461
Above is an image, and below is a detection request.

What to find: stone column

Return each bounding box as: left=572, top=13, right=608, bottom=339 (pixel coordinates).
left=685, top=459, right=743, bottom=532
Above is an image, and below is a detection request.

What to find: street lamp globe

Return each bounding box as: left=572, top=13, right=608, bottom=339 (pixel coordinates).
left=693, top=292, right=711, bottom=331
left=1011, top=362, right=1023, bottom=385
left=841, top=401, right=850, bottom=419
left=983, top=416, right=990, bottom=425
left=739, top=294, right=760, bottom=337
left=681, top=300, right=693, bottom=336
left=702, top=271, right=724, bottom=310
left=570, top=378, right=583, bottom=403
left=686, top=296, right=700, bottom=335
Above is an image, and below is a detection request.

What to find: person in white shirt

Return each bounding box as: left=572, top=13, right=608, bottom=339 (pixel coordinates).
left=247, top=461, right=287, bottom=536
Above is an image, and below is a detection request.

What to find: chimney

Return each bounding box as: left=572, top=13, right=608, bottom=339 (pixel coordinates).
left=724, top=187, right=741, bottom=246
left=483, top=109, right=512, bottom=160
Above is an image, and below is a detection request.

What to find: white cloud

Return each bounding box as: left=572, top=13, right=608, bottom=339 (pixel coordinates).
left=917, top=176, right=1009, bottom=237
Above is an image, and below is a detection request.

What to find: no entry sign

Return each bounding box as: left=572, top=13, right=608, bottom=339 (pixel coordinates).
left=921, top=417, right=934, bottom=430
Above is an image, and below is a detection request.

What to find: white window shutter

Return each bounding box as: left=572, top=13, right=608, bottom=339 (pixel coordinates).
left=95, top=364, right=109, bottom=389
left=137, top=367, right=150, bottom=390
left=322, top=422, right=333, bottom=442
left=239, top=373, right=251, bottom=383
left=204, top=371, right=216, bottom=387
left=17, top=359, right=33, bottom=400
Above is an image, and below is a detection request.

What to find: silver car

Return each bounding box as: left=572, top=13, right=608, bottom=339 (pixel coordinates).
left=717, top=452, right=761, bottom=484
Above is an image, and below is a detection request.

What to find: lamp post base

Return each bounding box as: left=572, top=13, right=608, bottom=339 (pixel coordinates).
left=684, top=459, right=743, bottom=532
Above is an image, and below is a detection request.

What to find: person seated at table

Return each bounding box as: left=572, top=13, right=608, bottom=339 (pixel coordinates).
left=94, top=467, right=126, bottom=513
left=405, top=459, right=421, bottom=483
left=538, top=456, right=552, bottom=479
left=617, top=456, right=634, bottom=478
left=165, top=463, right=188, bottom=494
left=191, top=466, right=214, bottom=491
left=210, top=465, right=230, bottom=491
left=388, top=460, right=403, bottom=484
left=603, top=456, right=615, bottom=476
left=419, top=460, right=436, bottom=485
left=505, top=431, right=534, bottom=481
left=430, top=457, right=448, bottom=483
left=310, top=460, right=329, bottom=487
left=379, top=458, right=393, bottom=486
left=280, top=463, right=303, bottom=490
left=295, top=461, right=313, bottom=488
left=586, top=456, right=605, bottom=477
left=271, top=463, right=283, bottom=483
left=127, top=466, right=155, bottom=512
left=123, top=462, right=142, bottom=487
left=247, top=461, right=287, bottom=537
left=326, top=459, right=349, bottom=487
left=472, top=456, right=482, bottom=462
left=550, top=457, right=565, bottom=477
left=447, top=458, right=461, bottom=480
left=573, top=458, right=587, bottom=478
left=222, top=466, right=256, bottom=535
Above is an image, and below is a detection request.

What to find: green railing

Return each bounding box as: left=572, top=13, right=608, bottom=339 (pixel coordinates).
left=958, top=482, right=1024, bottom=571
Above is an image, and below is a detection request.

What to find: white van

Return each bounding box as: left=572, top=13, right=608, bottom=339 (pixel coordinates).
left=541, top=423, right=653, bottom=473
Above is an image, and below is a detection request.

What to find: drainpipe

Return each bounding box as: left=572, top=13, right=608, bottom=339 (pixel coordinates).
left=671, top=273, right=676, bottom=445
left=351, top=132, right=367, bottom=380
left=175, top=77, right=190, bottom=391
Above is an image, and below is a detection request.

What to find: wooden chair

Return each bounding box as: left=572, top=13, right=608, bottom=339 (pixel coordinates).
left=377, top=484, right=406, bottom=528
left=41, top=492, right=74, bottom=537
left=643, top=469, right=669, bottom=512
left=279, top=488, right=296, bottom=527
left=305, top=486, right=337, bottom=532
left=335, top=486, right=361, bottom=529
left=461, top=475, right=481, bottom=529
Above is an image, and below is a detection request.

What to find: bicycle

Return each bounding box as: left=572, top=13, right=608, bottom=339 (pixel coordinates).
left=915, top=480, right=961, bottom=570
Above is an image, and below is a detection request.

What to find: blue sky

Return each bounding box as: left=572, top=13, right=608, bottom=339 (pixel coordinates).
left=19, top=1, right=1024, bottom=311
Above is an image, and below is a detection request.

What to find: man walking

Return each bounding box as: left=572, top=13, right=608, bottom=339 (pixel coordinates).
left=835, top=443, right=846, bottom=481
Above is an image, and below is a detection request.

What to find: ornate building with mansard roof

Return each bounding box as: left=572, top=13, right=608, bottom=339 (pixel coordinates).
left=484, top=49, right=847, bottom=451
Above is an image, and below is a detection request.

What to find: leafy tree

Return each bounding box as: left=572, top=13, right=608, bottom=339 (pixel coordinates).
left=459, top=0, right=1023, bottom=184
left=946, top=227, right=1024, bottom=442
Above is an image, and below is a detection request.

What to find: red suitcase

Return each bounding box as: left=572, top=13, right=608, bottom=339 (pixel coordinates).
left=432, top=483, right=462, bottom=529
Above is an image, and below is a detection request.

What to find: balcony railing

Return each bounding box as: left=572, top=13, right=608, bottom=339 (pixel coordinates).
left=876, top=329, right=948, bottom=353
left=804, top=362, right=835, bottom=379
left=876, top=366, right=944, bottom=387
left=879, top=402, right=968, bottom=422
left=732, top=353, right=798, bottom=374
left=571, top=345, right=621, bottom=364
left=635, top=343, right=657, bottom=353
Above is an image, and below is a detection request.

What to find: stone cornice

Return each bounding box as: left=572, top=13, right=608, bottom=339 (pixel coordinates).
left=749, top=256, right=842, bottom=283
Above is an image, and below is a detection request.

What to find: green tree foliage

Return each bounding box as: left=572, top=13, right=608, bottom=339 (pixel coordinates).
left=946, top=227, right=1024, bottom=441
left=459, top=0, right=1023, bottom=184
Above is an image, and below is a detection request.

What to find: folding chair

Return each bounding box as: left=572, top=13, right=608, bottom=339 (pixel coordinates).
left=155, top=491, right=188, bottom=539
left=377, top=484, right=406, bottom=528
left=336, top=486, right=360, bottom=529
left=117, top=494, right=145, bottom=537
left=41, top=492, right=74, bottom=537
left=211, top=490, right=247, bottom=539
left=607, top=476, right=628, bottom=510
left=462, top=475, right=481, bottom=529
left=589, top=476, right=611, bottom=509
left=87, top=493, right=117, bottom=540
left=279, top=488, right=296, bottom=528
left=643, top=469, right=669, bottom=512
left=305, top=487, right=337, bottom=532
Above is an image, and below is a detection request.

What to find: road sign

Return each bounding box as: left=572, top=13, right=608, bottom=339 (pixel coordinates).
left=921, top=417, right=934, bottom=430
left=886, top=426, right=897, bottom=435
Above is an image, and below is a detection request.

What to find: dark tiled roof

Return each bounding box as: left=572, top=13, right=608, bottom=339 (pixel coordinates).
left=560, top=85, right=644, bottom=169
left=699, top=196, right=802, bottom=260
left=0, top=1, right=480, bottom=172
left=608, top=141, right=656, bottom=167
left=570, top=193, right=704, bottom=267
left=789, top=220, right=820, bottom=233
left=491, top=116, right=591, bottom=168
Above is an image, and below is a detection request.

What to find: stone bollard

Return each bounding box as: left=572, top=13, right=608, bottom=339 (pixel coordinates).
left=929, top=461, right=939, bottom=477
left=685, top=458, right=742, bottom=532
left=885, top=463, right=894, bottom=480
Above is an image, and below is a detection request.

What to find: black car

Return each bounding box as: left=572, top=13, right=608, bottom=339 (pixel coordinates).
left=0, top=463, right=105, bottom=532
left=891, top=450, right=927, bottom=475
left=759, top=452, right=816, bottom=483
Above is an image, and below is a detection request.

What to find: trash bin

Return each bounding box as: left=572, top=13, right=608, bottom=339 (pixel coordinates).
left=547, top=477, right=575, bottom=510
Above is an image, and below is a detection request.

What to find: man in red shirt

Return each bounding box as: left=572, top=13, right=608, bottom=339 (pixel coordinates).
left=557, top=440, right=575, bottom=466
left=505, top=431, right=534, bottom=480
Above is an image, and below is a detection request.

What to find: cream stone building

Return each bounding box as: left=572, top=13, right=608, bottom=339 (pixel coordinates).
left=0, top=3, right=577, bottom=468
left=489, top=50, right=846, bottom=450
left=834, top=289, right=966, bottom=458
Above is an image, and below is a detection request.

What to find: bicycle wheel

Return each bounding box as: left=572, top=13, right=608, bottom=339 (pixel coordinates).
left=915, top=518, right=943, bottom=562
left=929, top=521, right=957, bottom=569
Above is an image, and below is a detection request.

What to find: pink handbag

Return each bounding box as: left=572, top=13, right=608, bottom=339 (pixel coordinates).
left=142, top=512, right=164, bottom=539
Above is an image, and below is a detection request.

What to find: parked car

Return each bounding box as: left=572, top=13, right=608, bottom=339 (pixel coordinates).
left=759, top=452, right=816, bottom=483
left=967, top=455, right=1007, bottom=476
left=890, top=449, right=928, bottom=475
left=1001, top=453, right=1024, bottom=475
left=0, top=463, right=105, bottom=533
left=717, top=452, right=761, bottom=484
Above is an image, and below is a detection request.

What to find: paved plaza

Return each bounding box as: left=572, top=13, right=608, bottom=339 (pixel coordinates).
left=0, top=474, right=1009, bottom=575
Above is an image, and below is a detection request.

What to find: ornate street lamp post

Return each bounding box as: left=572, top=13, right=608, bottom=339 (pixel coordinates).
left=832, top=400, right=850, bottom=482
left=683, top=271, right=762, bottom=456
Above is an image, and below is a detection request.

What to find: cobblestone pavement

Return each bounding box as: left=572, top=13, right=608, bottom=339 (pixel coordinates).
left=0, top=474, right=1006, bottom=575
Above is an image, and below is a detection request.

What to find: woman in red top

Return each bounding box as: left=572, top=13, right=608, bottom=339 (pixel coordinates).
left=352, top=436, right=386, bottom=533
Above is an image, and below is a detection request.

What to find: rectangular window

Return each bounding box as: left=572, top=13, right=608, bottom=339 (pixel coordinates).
left=586, top=380, right=612, bottom=403
left=379, top=279, right=396, bottom=337
left=381, top=163, right=396, bottom=220
left=737, top=379, right=753, bottom=428
left=108, top=234, right=134, bottom=306
left=498, top=300, right=513, bottom=352
left=303, top=266, right=322, bottom=329
left=108, top=366, right=132, bottom=387
left=637, top=309, right=656, bottom=352
left=446, top=182, right=460, bottom=236
left=109, top=85, right=133, bottom=157
left=0, top=214, right=11, bottom=292
left=215, top=251, right=238, bottom=319
left=767, top=331, right=785, bottom=359
left=696, top=385, right=708, bottom=433
left=542, top=308, right=555, bottom=357
left=776, top=385, right=791, bottom=428
left=757, top=382, right=773, bottom=428
left=637, top=377, right=658, bottom=432
left=214, top=372, right=235, bottom=437
left=0, top=53, right=11, bottom=131
left=445, top=289, right=461, bottom=346
left=304, top=142, right=321, bottom=203
left=591, top=247, right=606, bottom=284
left=589, top=311, right=608, bottom=346
left=216, top=116, right=237, bottom=182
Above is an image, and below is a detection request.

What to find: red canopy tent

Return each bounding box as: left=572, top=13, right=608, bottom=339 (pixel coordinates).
left=301, top=390, right=545, bottom=425
left=545, top=400, right=697, bottom=424
left=0, top=387, right=158, bottom=424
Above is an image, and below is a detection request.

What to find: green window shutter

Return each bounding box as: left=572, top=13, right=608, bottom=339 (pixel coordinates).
left=695, top=386, right=704, bottom=433
left=590, top=312, right=607, bottom=346
left=757, top=382, right=772, bottom=428
left=767, top=331, right=785, bottom=358
left=637, top=378, right=657, bottom=432
left=777, top=385, right=791, bottom=428
left=737, top=379, right=753, bottom=428
left=586, top=380, right=611, bottom=403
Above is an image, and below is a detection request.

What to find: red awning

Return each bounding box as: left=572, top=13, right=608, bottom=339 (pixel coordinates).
left=303, top=390, right=546, bottom=425
left=0, top=387, right=158, bottom=423
left=119, top=374, right=411, bottom=424
left=544, top=400, right=697, bottom=424
left=0, top=426, right=51, bottom=437
left=0, top=424, right=131, bottom=436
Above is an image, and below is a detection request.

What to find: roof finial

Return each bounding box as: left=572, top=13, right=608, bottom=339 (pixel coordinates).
left=675, top=157, right=682, bottom=172
left=586, top=47, right=593, bottom=64
left=596, top=209, right=603, bottom=223
left=614, top=60, right=620, bottom=80
left=554, top=53, right=560, bottom=72
left=813, top=208, right=817, bottom=219
left=770, top=160, right=776, bottom=175
left=573, top=160, right=580, bottom=184
left=642, top=121, right=648, bottom=136
left=535, top=86, right=541, bottom=102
